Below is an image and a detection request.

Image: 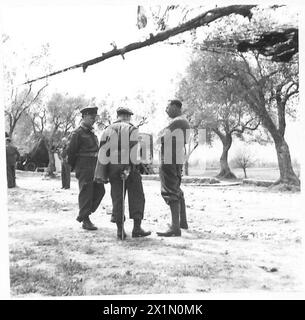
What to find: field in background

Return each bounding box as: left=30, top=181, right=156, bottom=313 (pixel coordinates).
left=188, top=167, right=281, bottom=181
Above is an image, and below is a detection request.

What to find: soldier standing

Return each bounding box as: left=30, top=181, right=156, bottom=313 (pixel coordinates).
left=59, top=137, right=71, bottom=189
left=67, top=106, right=105, bottom=231
left=95, top=107, right=151, bottom=240
left=157, top=100, right=190, bottom=237
left=6, top=134, right=20, bottom=188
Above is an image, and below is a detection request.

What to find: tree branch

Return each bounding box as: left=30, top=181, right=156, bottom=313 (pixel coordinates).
left=212, top=127, right=226, bottom=143
left=29, top=83, right=48, bottom=106
left=22, top=5, right=256, bottom=85
left=282, top=83, right=298, bottom=107
left=16, top=84, right=32, bottom=113
left=231, top=117, right=260, bottom=134
left=239, top=53, right=260, bottom=86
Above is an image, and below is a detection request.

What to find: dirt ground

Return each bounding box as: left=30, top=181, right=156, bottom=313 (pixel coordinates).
left=7, top=171, right=303, bottom=297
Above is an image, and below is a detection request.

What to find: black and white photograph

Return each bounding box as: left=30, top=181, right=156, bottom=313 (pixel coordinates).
left=0, top=0, right=304, bottom=299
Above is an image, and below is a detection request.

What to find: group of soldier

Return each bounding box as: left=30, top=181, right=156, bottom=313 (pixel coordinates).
left=66, top=99, right=190, bottom=240
left=5, top=99, right=190, bottom=240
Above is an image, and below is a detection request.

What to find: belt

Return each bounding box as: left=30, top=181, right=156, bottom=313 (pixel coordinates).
left=77, top=152, right=98, bottom=157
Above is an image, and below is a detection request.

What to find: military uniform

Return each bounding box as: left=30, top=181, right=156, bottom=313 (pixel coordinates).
left=59, top=143, right=71, bottom=189
left=157, top=113, right=190, bottom=237
left=6, top=139, right=20, bottom=188
left=95, top=107, right=151, bottom=239
left=67, top=107, right=105, bottom=230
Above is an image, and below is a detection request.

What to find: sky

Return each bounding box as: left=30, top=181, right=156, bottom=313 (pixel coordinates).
left=0, top=3, right=191, bottom=100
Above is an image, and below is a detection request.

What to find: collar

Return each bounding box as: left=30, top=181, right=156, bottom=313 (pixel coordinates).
left=168, top=114, right=186, bottom=124
left=113, top=120, right=134, bottom=126
left=80, top=122, right=94, bottom=132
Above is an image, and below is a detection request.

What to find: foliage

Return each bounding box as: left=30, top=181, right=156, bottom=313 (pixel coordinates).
left=23, top=93, right=89, bottom=175
left=2, top=35, right=51, bottom=136
left=177, top=51, right=260, bottom=142
left=28, top=93, right=88, bottom=143
left=94, top=90, right=158, bottom=131
left=161, top=5, right=298, bottom=59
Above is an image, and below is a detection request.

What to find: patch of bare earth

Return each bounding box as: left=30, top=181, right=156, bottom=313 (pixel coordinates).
left=8, top=171, right=303, bottom=297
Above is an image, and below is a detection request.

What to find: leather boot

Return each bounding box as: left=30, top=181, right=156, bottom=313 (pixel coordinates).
left=116, top=223, right=127, bottom=240
left=157, top=201, right=181, bottom=237
left=132, top=219, right=151, bottom=238
left=180, top=197, right=188, bottom=229
left=110, top=212, right=116, bottom=223
left=76, top=216, right=83, bottom=223
left=82, top=216, right=98, bottom=231
left=111, top=213, right=126, bottom=223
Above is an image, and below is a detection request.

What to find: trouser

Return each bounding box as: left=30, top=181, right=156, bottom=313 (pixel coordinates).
left=109, top=165, right=145, bottom=225
left=75, top=157, right=105, bottom=222
left=7, top=164, right=16, bottom=188
left=159, top=163, right=186, bottom=216
left=61, top=161, right=71, bottom=188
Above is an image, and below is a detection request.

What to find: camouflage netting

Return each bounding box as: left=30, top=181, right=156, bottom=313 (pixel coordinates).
left=28, top=138, right=49, bottom=166
left=237, top=28, right=298, bottom=62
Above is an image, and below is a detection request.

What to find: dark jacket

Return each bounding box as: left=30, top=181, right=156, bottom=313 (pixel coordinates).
left=159, top=115, right=190, bottom=164
left=6, top=144, right=20, bottom=166
left=67, top=123, right=99, bottom=170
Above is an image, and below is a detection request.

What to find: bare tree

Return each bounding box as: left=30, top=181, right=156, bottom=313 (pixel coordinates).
left=4, top=80, right=48, bottom=137
left=232, top=148, right=255, bottom=178
left=3, top=37, right=50, bottom=136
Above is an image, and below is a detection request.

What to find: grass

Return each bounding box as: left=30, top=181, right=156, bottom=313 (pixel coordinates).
left=10, top=245, right=90, bottom=296
left=92, top=270, right=182, bottom=295
left=188, top=167, right=281, bottom=180
left=36, top=238, right=59, bottom=246
left=10, top=265, right=85, bottom=296
left=174, top=263, right=213, bottom=279
left=57, top=259, right=90, bottom=276
left=9, top=248, right=36, bottom=262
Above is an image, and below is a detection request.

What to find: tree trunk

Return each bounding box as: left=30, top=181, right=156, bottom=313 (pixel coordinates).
left=184, top=160, right=189, bottom=176
left=46, top=148, right=56, bottom=177
left=261, top=113, right=300, bottom=186
left=217, top=135, right=236, bottom=179
left=9, top=126, right=14, bottom=138
left=274, top=137, right=300, bottom=186
left=45, top=135, right=56, bottom=178
left=243, top=167, right=247, bottom=179
left=9, top=120, right=17, bottom=138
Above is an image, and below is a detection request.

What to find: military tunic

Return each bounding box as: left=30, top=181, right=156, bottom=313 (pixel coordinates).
left=59, top=145, right=71, bottom=189
left=159, top=115, right=190, bottom=206
left=95, top=120, right=145, bottom=224
left=67, top=123, right=105, bottom=222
